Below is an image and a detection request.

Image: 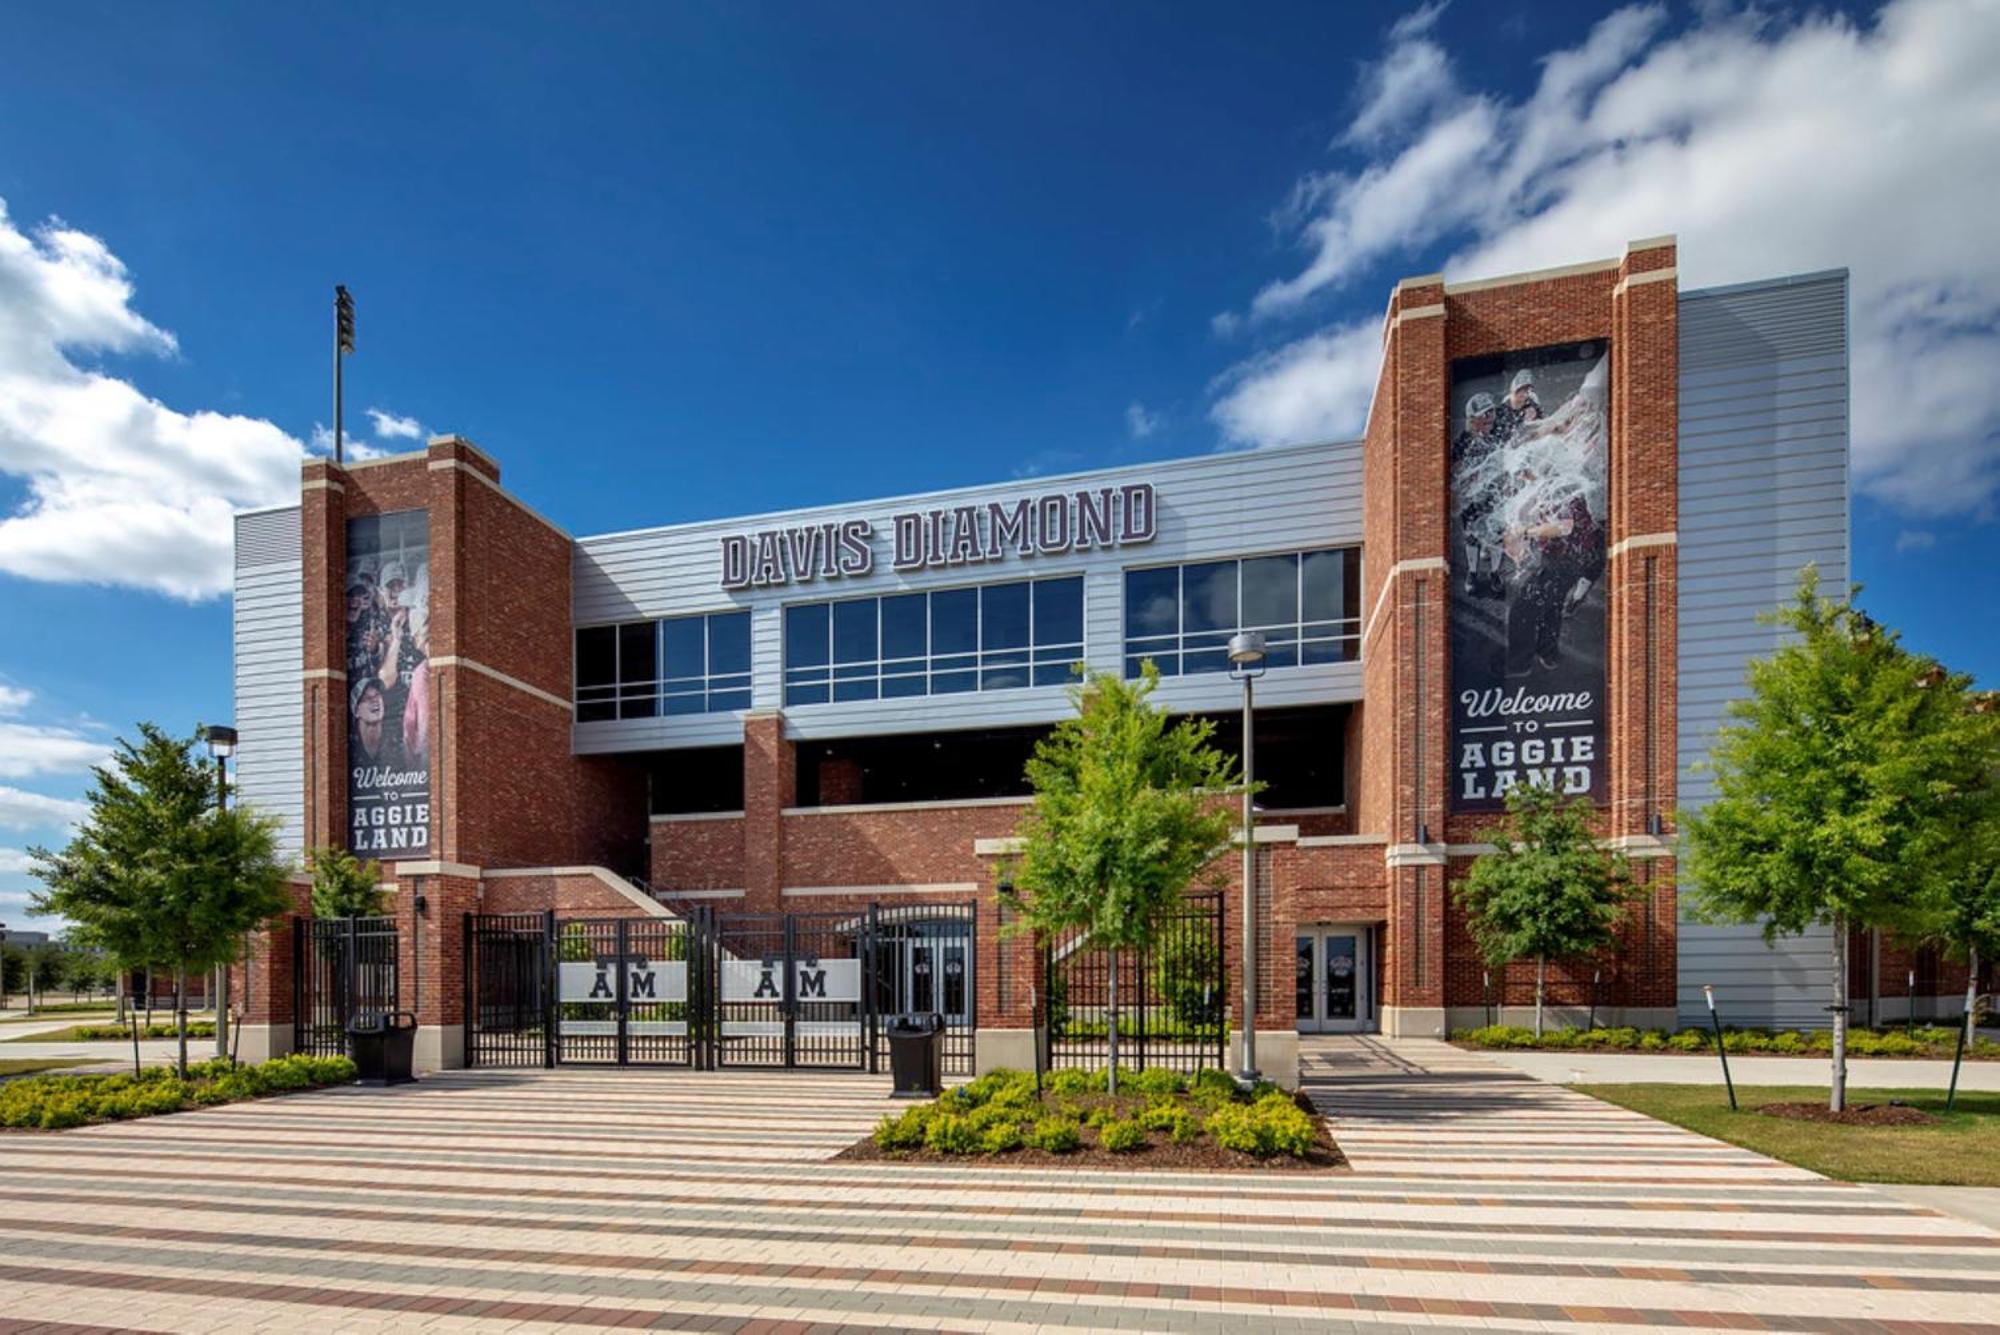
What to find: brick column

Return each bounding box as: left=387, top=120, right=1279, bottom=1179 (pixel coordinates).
left=300, top=460, right=349, bottom=850
left=230, top=881, right=311, bottom=1061
left=741, top=712, right=792, bottom=913
left=397, top=870, right=481, bottom=1070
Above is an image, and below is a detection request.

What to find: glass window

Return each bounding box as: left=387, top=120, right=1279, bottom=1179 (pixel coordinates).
left=618, top=622, right=658, bottom=718
left=575, top=626, right=617, bottom=722
left=708, top=611, right=750, bottom=676
left=661, top=618, right=704, bottom=681
left=578, top=611, right=756, bottom=719
left=782, top=576, right=1084, bottom=704
left=1124, top=548, right=1359, bottom=680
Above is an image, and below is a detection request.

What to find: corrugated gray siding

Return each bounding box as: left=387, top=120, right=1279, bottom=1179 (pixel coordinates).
left=1675, top=270, right=1850, bottom=1027
left=233, top=506, right=305, bottom=862
left=572, top=439, right=1364, bottom=750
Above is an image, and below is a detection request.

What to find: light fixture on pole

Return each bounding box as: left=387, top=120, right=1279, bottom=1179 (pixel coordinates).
left=204, top=724, right=238, bottom=1060
left=333, top=285, right=355, bottom=465
left=1228, top=630, right=1267, bottom=1082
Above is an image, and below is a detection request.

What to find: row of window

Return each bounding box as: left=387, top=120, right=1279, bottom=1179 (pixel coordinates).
left=575, top=548, right=1359, bottom=719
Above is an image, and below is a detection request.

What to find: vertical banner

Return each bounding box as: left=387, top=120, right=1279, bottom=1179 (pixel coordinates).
left=1448, top=341, right=1609, bottom=811
left=345, top=509, right=433, bottom=853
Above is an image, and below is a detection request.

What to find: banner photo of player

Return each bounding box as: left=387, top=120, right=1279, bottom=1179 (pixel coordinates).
left=1448, top=340, right=1609, bottom=812
left=345, top=508, right=433, bottom=854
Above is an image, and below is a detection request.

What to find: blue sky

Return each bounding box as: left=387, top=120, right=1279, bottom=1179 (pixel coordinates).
left=2, top=1, right=1996, bottom=925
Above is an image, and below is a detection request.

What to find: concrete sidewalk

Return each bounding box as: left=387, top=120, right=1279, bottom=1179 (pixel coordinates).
left=1477, top=1045, right=2000, bottom=1090
left=0, top=1016, right=185, bottom=1070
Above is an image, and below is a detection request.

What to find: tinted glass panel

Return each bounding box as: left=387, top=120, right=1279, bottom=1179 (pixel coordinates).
left=1033, top=577, right=1083, bottom=646
left=832, top=599, right=877, bottom=664
left=930, top=588, right=977, bottom=654
left=1125, top=567, right=1178, bottom=637
left=576, top=627, right=616, bottom=688
left=661, top=618, right=704, bottom=680
left=881, top=594, right=926, bottom=661
left=981, top=581, right=1029, bottom=650
left=785, top=603, right=830, bottom=668
left=1241, top=554, right=1298, bottom=629
left=618, top=622, right=657, bottom=685
left=1300, top=549, right=1345, bottom=622
left=708, top=611, right=751, bottom=675
left=1182, top=560, right=1237, bottom=632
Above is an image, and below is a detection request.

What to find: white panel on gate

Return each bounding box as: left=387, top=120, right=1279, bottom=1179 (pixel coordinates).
left=558, top=959, right=688, bottom=1003
left=721, top=958, right=862, bottom=1003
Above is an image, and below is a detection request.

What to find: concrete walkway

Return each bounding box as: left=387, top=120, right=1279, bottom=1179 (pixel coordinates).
left=0, top=1041, right=1991, bottom=1331
left=0, top=1015, right=185, bottom=1071
left=1475, top=1045, right=2000, bottom=1090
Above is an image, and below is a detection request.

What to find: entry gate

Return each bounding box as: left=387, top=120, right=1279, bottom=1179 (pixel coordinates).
left=1044, top=892, right=1224, bottom=1074
left=465, top=904, right=975, bottom=1074
left=294, top=915, right=400, bottom=1057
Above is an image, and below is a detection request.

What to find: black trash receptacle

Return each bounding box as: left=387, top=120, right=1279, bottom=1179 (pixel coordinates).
left=885, top=1012, right=946, bottom=1099
left=346, top=1010, right=419, bottom=1086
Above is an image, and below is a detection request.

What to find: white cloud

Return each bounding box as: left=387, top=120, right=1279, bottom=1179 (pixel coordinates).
left=1125, top=401, right=1162, bottom=440
left=1213, top=0, right=2000, bottom=514
left=1343, top=3, right=1458, bottom=146
left=0, top=684, right=29, bottom=715
left=0, top=848, right=30, bottom=876
left=0, top=200, right=308, bottom=599
left=366, top=407, right=424, bottom=441
left=0, top=720, right=109, bottom=781
left=1212, top=320, right=1381, bottom=449
left=1894, top=529, right=1937, bottom=553
left=0, top=785, right=88, bottom=831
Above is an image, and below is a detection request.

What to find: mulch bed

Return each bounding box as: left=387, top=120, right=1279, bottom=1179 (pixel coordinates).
left=1756, top=1101, right=1939, bottom=1126
left=835, top=1090, right=1350, bottom=1173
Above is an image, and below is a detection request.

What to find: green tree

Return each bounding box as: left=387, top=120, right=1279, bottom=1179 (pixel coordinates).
left=0, top=944, right=24, bottom=1003
left=1934, top=716, right=2000, bottom=1043
left=307, top=845, right=386, bottom=918
left=1684, top=569, right=1995, bottom=1110
left=1454, top=783, right=1638, bottom=1036
left=28, top=723, right=293, bottom=1076
left=1001, top=665, right=1243, bottom=1092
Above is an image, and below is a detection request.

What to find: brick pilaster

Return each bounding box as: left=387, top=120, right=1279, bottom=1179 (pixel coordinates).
left=741, top=712, right=793, bottom=912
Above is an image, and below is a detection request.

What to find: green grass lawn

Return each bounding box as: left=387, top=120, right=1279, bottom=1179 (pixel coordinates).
left=1577, top=1083, right=2000, bottom=1186
left=2, top=1022, right=214, bottom=1044
left=0, top=1058, right=97, bottom=1078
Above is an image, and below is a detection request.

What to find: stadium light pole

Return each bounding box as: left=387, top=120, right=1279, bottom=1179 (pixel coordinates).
left=1229, top=631, right=1267, bottom=1082
left=334, top=285, right=355, bottom=464
left=205, top=725, right=237, bottom=1059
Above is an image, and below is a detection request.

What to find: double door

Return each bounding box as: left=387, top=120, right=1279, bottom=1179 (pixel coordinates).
left=1296, top=925, right=1373, bottom=1033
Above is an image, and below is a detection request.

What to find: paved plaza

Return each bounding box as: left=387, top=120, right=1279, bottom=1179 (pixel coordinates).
left=0, top=1039, right=1995, bottom=1333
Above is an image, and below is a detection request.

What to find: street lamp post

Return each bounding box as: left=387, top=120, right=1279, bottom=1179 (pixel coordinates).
left=205, top=725, right=238, bottom=1060
left=1228, top=631, right=1267, bottom=1083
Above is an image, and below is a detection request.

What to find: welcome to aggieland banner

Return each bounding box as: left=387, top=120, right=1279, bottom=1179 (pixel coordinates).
left=344, top=509, right=433, bottom=854
left=1448, top=340, right=1610, bottom=811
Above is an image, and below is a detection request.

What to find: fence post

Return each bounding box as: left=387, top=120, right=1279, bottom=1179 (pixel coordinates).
left=866, top=904, right=880, bottom=1075
left=542, top=909, right=558, bottom=1069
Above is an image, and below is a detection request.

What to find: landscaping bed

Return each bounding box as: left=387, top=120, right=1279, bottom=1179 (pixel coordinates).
left=0, top=1058, right=94, bottom=1079
left=837, top=1067, right=1347, bottom=1172
left=1454, top=1023, right=1996, bottom=1060
left=3, top=1021, right=216, bottom=1043
left=0, top=1054, right=357, bottom=1130
left=1576, top=1083, right=2000, bottom=1186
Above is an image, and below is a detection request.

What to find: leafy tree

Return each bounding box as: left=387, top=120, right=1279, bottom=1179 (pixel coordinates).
left=0, top=944, right=23, bottom=1002
left=1684, top=569, right=1997, bottom=1110
left=1454, top=783, right=1638, bottom=1036
left=1934, top=710, right=2000, bottom=1042
left=30, top=947, right=64, bottom=1000
left=307, top=845, right=386, bottom=918
left=1001, top=665, right=1243, bottom=1092
left=28, top=723, right=293, bottom=1076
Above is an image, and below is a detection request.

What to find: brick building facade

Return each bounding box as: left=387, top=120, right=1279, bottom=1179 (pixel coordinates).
left=231, top=243, right=1935, bottom=1079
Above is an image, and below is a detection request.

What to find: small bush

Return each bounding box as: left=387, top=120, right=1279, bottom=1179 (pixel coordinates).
left=1084, top=1103, right=1120, bottom=1128
left=1027, top=1116, right=1081, bottom=1153
left=980, top=1121, right=1024, bottom=1153
left=1668, top=1029, right=1711, bottom=1052
left=874, top=1106, right=930, bottom=1151
left=1207, top=1094, right=1318, bottom=1158
left=1130, top=1067, right=1187, bottom=1098
left=1047, top=1068, right=1097, bottom=1097
left=1099, top=1118, right=1147, bottom=1152
left=924, top=1113, right=980, bottom=1155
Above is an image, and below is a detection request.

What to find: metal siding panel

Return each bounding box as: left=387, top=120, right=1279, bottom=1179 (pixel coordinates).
left=571, top=440, right=1363, bottom=749
left=232, top=508, right=304, bottom=860
left=1675, top=273, right=1850, bottom=1027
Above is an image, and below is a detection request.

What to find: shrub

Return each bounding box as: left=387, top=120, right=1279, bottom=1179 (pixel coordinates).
left=1047, top=1068, right=1097, bottom=1097
left=1208, top=1094, right=1318, bottom=1158
left=1637, top=1030, right=1668, bottom=1051
left=961, top=1069, right=1035, bottom=1107
left=924, top=1113, right=980, bottom=1155
left=1668, top=1029, right=1711, bottom=1052
left=1099, top=1118, right=1147, bottom=1152
left=1083, top=1103, right=1120, bottom=1128
left=1027, top=1116, right=1081, bottom=1153
left=1130, top=1067, right=1187, bottom=1098
left=874, top=1106, right=930, bottom=1151
left=981, top=1121, right=1024, bottom=1153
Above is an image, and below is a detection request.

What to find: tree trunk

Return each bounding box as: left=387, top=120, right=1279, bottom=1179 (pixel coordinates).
left=1830, top=918, right=1849, bottom=1114
left=174, top=967, right=189, bottom=1080
left=1534, top=955, right=1547, bottom=1038
left=1968, top=946, right=1981, bottom=1047
left=129, top=1009, right=141, bottom=1077
left=116, top=973, right=127, bottom=1026
left=1106, top=950, right=1120, bottom=1097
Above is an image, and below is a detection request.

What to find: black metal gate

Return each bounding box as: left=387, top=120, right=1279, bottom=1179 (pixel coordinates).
left=1044, top=892, right=1224, bottom=1074
left=464, top=904, right=975, bottom=1075
left=294, top=915, right=400, bottom=1057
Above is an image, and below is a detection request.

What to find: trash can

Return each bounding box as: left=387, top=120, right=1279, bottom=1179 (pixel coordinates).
left=346, top=1010, right=419, bottom=1086
left=885, top=1012, right=946, bottom=1099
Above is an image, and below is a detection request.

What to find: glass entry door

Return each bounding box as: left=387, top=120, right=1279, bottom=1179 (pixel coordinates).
left=1295, top=926, right=1372, bottom=1033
